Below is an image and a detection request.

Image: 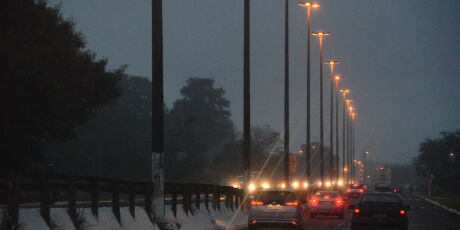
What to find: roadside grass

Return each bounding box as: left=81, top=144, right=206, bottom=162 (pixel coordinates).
left=431, top=196, right=460, bottom=212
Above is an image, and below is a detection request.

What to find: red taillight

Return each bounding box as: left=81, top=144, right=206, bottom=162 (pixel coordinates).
left=286, top=201, right=299, bottom=206
left=400, top=210, right=405, bottom=215
left=393, top=189, right=397, bottom=193
left=310, top=198, right=318, bottom=206
left=347, top=189, right=351, bottom=193
left=354, top=209, right=360, bottom=214
left=291, top=220, right=297, bottom=225
left=334, top=198, right=344, bottom=206
left=359, top=189, right=364, bottom=193
left=251, top=201, right=264, bottom=206
left=251, top=220, right=257, bottom=224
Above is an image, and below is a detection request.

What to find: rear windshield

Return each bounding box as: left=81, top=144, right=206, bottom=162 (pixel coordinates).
left=317, top=192, right=339, bottom=198
left=360, top=194, right=401, bottom=204
left=254, top=191, right=296, bottom=203
left=351, top=184, right=363, bottom=189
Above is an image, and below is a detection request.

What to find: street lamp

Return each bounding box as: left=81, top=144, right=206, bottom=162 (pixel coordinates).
left=298, top=1, right=320, bottom=185
left=313, top=31, right=330, bottom=185
left=334, top=75, right=342, bottom=182
left=340, top=89, right=349, bottom=181
left=325, top=61, right=340, bottom=182
left=350, top=111, right=357, bottom=183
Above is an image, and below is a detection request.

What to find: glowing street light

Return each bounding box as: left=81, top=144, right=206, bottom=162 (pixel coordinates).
left=334, top=75, right=342, bottom=181
left=340, top=89, right=350, bottom=181
left=313, top=31, right=330, bottom=186
left=299, top=2, right=320, bottom=185
left=325, top=61, right=340, bottom=182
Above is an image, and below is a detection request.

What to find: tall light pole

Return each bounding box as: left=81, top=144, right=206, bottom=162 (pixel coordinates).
left=348, top=106, right=354, bottom=183
left=243, top=0, right=251, bottom=194
left=345, top=100, right=352, bottom=183
left=152, top=0, right=164, bottom=219
left=334, top=76, right=342, bottom=182
left=313, top=32, right=329, bottom=185
left=299, top=1, right=319, bottom=186
left=325, top=61, right=340, bottom=182
left=298, top=0, right=319, bottom=187
left=351, top=113, right=356, bottom=183
left=339, top=90, right=349, bottom=181
left=284, top=0, right=290, bottom=186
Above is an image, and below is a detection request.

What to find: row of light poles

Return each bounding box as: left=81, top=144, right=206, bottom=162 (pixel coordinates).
left=299, top=2, right=359, bottom=187
left=241, top=1, right=361, bottom=192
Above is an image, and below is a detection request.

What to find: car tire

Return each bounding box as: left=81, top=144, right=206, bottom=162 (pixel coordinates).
left=310, top=213, right=316, bottom=219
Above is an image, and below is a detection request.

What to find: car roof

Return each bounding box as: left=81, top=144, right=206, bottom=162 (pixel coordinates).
left=256, top=188, right=295, bottom=193
left=317, top=190, right=339, bottom=194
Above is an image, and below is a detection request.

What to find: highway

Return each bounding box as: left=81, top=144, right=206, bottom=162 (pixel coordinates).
left=241, top=192, right=460, bottom=230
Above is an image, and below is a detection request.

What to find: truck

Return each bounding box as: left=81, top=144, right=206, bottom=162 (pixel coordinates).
left=372, top=167, right=391, bottom=188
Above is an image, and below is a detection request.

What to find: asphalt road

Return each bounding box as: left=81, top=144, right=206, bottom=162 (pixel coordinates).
left=242, top=192, right=460, bottom=230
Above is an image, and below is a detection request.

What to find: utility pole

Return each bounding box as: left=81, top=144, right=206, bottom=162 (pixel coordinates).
left=284, top=0, right=290, bottom=186
left=243, top=0, right=251, bottom=195
left=152, top=0, right=164, bottom=220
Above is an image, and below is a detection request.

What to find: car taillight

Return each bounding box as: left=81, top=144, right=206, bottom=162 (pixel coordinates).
left=251, top=220, right=257, bottom=224
left=285, top=202, right=299, bottom=206
left=310, top=198, right=318, bottom=206
left=400, top=210, right=405, bottom=215
left=354, top=208, right=360, bottom=214
left=347, top=189, right=351, bottom=193
left=334, top=198, right=344, bottom=206
left=291, top=220, right=297, bottom=225
left=359, top=189, right=364, bottom=193
left=393, top=189, right=397, bottom=193
left=251, top=201, right=264, bottom=206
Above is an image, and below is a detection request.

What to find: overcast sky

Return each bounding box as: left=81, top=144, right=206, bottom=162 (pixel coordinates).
left=52, top=0, right=460, bottom=164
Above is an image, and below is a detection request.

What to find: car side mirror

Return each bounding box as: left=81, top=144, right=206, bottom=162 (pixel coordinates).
left=348, top=204, right=355, bottom=209
left=405, top=205, right=410, bottom=211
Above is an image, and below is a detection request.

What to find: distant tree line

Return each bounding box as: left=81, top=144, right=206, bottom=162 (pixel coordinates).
left=415, top=130, right=460, bottom=194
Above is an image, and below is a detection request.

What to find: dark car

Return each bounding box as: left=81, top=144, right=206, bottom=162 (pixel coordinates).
left=374, top=183, right=393, bottom=193
left=346, top=184, right=365, bottom=198
left=349, top=193, right=410, bottom=230
left=309, top=191, right=345, bottom=219
left=248, top=189, right=304, bottom=230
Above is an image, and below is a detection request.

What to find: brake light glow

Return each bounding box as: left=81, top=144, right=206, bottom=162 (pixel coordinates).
left=393, top=189, right=397, bottom=193
left=347, top=189, right=351, bottom=193
left=251, top=220, right=257, bottom=224
left=251, top=201, right=264, bottom=206
left=334, top=198, right=344, bottom=206
left=291, top=220, right=297, bottom=225
left=354, top=209, right=360, bottom=214
left=324, top=195, right=330, bottom=199
left=400, top=210, right=405, bottom=215
left=285, top=202, right=299, bottom=206
left=359, top=189, right=364, bottom=193
left=310, top=198, right=318, bottom=206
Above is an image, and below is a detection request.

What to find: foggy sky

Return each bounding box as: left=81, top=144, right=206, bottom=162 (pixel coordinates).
left=53, top=0, right=460, bottom=164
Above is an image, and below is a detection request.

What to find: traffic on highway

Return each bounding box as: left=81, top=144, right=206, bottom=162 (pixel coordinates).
left=242, top=182, right=460, bottom=230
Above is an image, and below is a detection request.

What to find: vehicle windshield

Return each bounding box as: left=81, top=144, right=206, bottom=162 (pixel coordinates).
left=317, top=192, right=339, bottom=198
left=360, top=194, right=401, bottom=204
left=254, top=191, right=297, bottom=203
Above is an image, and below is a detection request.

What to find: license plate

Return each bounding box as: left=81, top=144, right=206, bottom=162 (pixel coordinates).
left=374, top=213, right=386, bottom=217
left=267, top=204, right=281, bottom=210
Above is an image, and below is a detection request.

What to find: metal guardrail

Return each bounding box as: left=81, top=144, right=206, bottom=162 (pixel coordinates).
left=0, top=174, right=243, bottom=226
